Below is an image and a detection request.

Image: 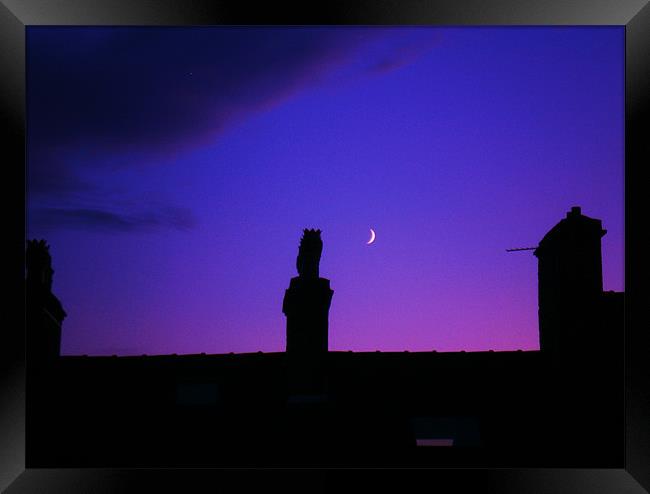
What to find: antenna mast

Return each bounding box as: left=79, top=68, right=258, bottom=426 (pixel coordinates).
left=505, top=246, right=538, bottom=252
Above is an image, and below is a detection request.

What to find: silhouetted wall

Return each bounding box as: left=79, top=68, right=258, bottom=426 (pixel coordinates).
left=594, top=290, right=625, bottom=368
left=283, top=276, right=333, bottom=356
left=534, top=207, right=607, bottom=357
left=25, top=240, right=66, bottom=365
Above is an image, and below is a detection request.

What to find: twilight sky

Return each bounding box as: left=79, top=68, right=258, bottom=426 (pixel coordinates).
left=26, top=26, right=624, bottom=356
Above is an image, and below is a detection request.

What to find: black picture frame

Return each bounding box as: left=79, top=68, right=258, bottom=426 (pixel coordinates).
left=2, top=1, right=649, bottom=492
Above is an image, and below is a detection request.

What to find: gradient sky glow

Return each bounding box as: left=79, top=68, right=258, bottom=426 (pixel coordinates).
left=26, top=26, right=624, bottom=356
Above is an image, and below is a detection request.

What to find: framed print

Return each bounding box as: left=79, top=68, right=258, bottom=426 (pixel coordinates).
left=2, top=1, right=649, bottom=492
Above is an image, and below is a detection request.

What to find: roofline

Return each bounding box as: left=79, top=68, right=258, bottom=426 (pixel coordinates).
left=59, top=349, right=541, bottom=360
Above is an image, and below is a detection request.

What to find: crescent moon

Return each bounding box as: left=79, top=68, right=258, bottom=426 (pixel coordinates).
left=367, top=228, right=376, bottom=245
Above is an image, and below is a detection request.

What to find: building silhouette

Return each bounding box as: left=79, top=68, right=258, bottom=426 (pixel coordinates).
left=25, top=239, right=66, bottom=365
left=24, top=207, right=624, bottom=467
left=533, top=207, right=624, bottom=381
left=283, top=228, right=333, bottom=357
left=536, top=207, right=603, bottom=354
left=282, top=229, right=333, bottom=396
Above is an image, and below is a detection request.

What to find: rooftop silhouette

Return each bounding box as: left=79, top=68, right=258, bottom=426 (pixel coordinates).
left=24, top=207, right=624, bottom=468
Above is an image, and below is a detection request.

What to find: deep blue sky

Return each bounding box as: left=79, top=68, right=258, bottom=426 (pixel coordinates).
left=27, top=26, right=624, bottom=355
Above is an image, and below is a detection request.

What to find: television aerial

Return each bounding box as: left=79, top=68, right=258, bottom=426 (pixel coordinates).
left=505, top=246, right=538, bottom=252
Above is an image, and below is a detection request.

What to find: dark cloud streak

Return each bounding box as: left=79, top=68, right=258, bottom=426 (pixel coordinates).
left=27, top=27, right=376, bottom=156
left=29, top=206, right=197, bottom=233
left=26, top=27, right=439, bottom=233
left=27, top=27, right=382, bottom=233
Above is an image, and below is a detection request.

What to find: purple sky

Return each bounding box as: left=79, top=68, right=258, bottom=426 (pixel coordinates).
left=26, top=27, right=624, bottom=356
